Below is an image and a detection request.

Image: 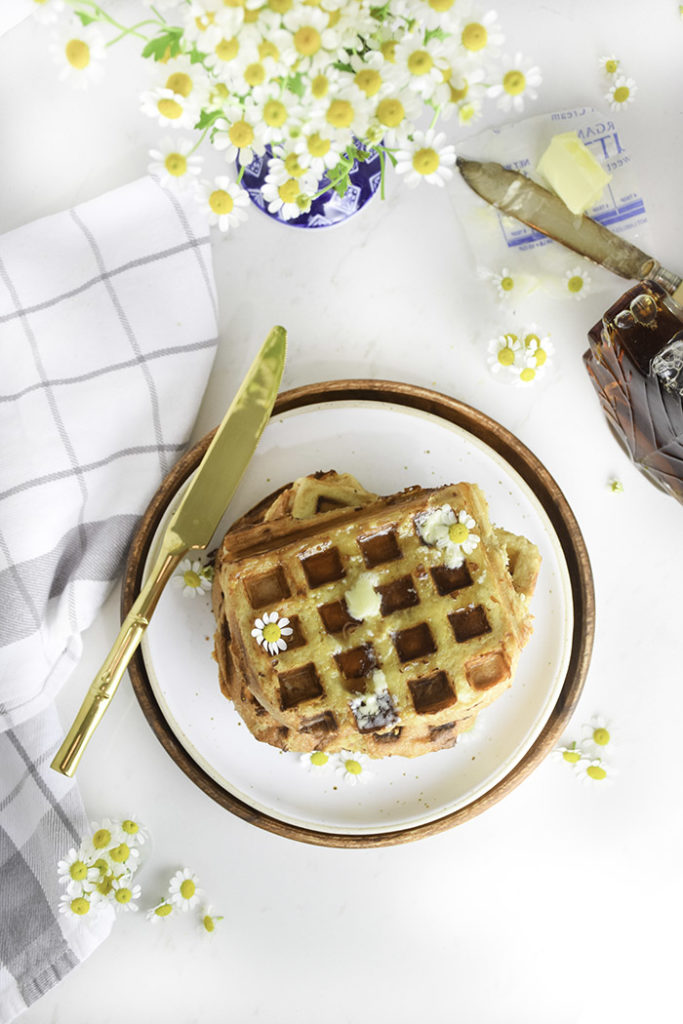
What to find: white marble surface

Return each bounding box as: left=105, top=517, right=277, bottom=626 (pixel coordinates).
left=3, top=1, right=683, bottom=1022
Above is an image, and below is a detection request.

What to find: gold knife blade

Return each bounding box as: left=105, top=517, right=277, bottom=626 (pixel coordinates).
left=51, top=325, right=287, bottom=777
left=456, top=157, right=683, bottom=294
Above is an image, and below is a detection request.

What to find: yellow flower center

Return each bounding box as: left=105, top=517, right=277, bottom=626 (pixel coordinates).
left=69, top=860, right=88, bottom=881
left=158, top=98, right=183, bottom=120
left=412, top=147, right=440, bottom=176
left=195, top=13, right=214, bottom=31
left=264, top=99, right=287, bottom=126
left=605, top=59, right=619, bottom=73
left=310, top=751, right=329, bottom=766
left=562, top=749, right=582, bottom=764
left=244, top=62, right=266, bottom=86
left=462, top=22, right=487, bottom=52
left=459, top=102, right=476, bottom=124
left=284, top=153, right=306, bottom=176
left=211, top=83, right=229, bottom=102
left=429, top=0, right=455, bottom=9
left=311, top=74, right=329, bottom=98
left=503, top=70, right=527, bottom=96
left=164, top=152, right=187, bottom=177
left=278, top=179, right=300, bottom=203
left=243, top=6, right=259, bottom=20
left=180, top=879, right=196, bottom=900
left=380, top=40, right=397, bottom=63
left=307, top=132, right=330, bottom=157
left=229, top=120, right=254, bottom=147
left=203, top=915, right=215, bottom=932
left=115, top=887, right=132, bottom=904
left=345, top=759, right=362, bottom=775
left=166, top=72, right=192, bottom=97
left=613, top=85, right=630, bottom=104
left=407, top=50, right=433, bottom=76
left=587, top=764, right=607, bottom=781
left=262, top=622, right=282, bottom=643
left=183, top=569, right=201, bottom=587
left=294, top=26, right=321, bottom=56
left=448, top=522, right=469, bottom=544
left=209, top=189, right=234, bottom=216
left=122, top=819, right=139, bottom=835
left=354, top=68, right=382, bottom=97
left=268, top=0, right=292, bottom=12
left=97, top=875, right=114, bottom=895
left=259, top=40, right=279, bottom=60
left=376, top=97, right=404, bottom=127
left=593, top=727, right=610, bottom=746
left=326, top=99, right=354, bottom=128
left=92, top=828, right=111, bottom=849
left=520, top=367, right=536, bottom=383
left=500, top=275, right=514, bottom=291
left=71, top=897, right=90, bottom=916
left=497, top=346, right=515, bottom=366
left=155, top=903, right=173, bottom=917
left=109, top=843, right=130, bottom=864
left=215, top=37, right=239, bottom=61
left=66, top=39, right=90, bottom=70
left=449, top=78, right=468, bottom=102
left=567, top=275, right=584, bottom=293
left=222, top=0, right=244, bottom=6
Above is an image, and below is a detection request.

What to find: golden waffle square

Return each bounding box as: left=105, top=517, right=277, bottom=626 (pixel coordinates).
left=212, top=473, right=540, bottom=759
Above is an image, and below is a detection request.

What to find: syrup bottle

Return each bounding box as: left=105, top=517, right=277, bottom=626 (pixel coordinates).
left=583, top=277, right=683, bottom=502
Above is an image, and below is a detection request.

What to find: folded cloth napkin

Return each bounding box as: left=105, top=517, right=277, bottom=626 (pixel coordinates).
left=0, top=175, right=218, bottom=1022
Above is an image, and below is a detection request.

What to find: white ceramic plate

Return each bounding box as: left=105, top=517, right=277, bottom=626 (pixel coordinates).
left=137, top=396, right=577, bottom=838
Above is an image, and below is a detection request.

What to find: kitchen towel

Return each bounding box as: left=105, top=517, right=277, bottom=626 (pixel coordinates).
left=0, top=174, right=218, bottom=1021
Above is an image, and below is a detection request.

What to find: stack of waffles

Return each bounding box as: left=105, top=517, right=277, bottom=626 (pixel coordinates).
left=212, top=472, right=541, bottom=759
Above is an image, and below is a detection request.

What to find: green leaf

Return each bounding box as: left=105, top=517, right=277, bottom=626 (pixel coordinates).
left=424, top=27, right=449, bottom=43
left=194, top=108, right=225, bottom=131
left=285, top=73, right=305, bottom=97
left=75, top=12, right=97, bottom=26
left=141, top=27, right=183, bottom=62
left=332, top=60, right=354, bottom=74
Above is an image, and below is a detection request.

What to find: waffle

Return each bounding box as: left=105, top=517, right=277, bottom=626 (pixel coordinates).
left=212, top=472, right=540, bottom=759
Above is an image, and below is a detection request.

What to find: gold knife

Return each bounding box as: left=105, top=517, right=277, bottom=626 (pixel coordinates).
left=51, top=325, right=287, bottom=777
left=456, top=157, right=683, bottom=302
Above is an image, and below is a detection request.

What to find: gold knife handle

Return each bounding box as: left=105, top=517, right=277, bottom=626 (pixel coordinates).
left=50, top=546, right=185, bottom=777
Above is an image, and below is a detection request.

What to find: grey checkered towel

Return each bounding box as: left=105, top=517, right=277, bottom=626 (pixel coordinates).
left=0, top=175, right=218, bottom=1021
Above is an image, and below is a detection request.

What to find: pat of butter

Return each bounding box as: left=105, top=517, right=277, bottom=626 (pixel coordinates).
left=536, top=131, right=612, bottom=215
left=345, top=574, right=381, bottom=620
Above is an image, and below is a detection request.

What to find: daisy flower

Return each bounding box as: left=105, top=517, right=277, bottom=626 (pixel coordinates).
left=480, top=266, right=517, bottom=301
left=83, top=818, right=123, bottom=858
left=394, top=129, right=456, bottom=188
left=140, top=87, right=199, bottom=130
left=264, top=153, right=319, bottom=193
left=416, top=0, right=461, bottom=31
left=198, top=905, right=224, bottom=937
left=488, top=53, right=542, bottom=113
left=581, top=715, right=614, bottom=753
left=157, top=55, right=211, bottom=111
left=119, top=816, right=149, bottom=846
left=416, top=505, right=480, bottom=568
left=173, top=558, right=212, bottom=598
left=249, top=85, right=304, bottom=146
left=487, top=333, right=523, bottom=378
left=211, top=105, right=267, bottom=167
left=348, top=50, right=390, bottom=100
left=148, top=138, right=203, bottom=194
left=146, top=901, right=174, bottom=924
left=111, top=879, right=142, bottom=913
left=563, top=265, right=592, bottom=301
left=599, top=54, right=620, bottom=75
left=336, top=750, right=373, bottom=786
left=372, top=89, right=423, bottom=143
left=318, top=85, right=373, bottom=145
left=169, top=868, right=203, bottom=911
left=299, top=750, right=333, bottom=772
left=606, top=75, right=637, bottom=112
left=293, top=129, right=346, bottom=178
left=281, top=5, right=342, bottom=70
left=573, top=757, right=616, bottom=786
left=107, top=841, right=140, bottom=872
left=58, top=891, right=101, bottom=918
left=392, top=34, right=451, bottom=101
left=261, top=176, right=312, bottom=220
left=251, top=611, right=294, bottom=655
left=457, top=9, right=505, bottom=61
left=521, top=327, right=553, bottom=373
left=196, top=176, right=250, bottom=233
left=57, top=847, right=99, bottom=895
left=49, top=20, right=106, bottom=90
left=552, top=741, right=584, bottom=766
left=511, top=353, right=543, bottom=387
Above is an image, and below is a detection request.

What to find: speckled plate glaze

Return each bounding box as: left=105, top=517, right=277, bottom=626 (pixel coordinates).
left=123, top=381, right=593, bottom=848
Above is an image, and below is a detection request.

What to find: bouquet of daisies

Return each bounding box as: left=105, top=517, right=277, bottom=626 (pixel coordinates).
left=37, top=0, right=541, bottom=230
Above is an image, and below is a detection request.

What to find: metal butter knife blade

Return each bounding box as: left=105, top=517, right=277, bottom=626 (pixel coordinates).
left=51, top=325, right=287, bottom=777
left=456, top=157, right=683, bottom=295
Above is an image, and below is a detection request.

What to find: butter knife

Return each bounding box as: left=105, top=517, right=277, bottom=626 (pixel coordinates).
left=51, top=325, right=287, bottom=777
left=456, top=157, right=683, bottom=300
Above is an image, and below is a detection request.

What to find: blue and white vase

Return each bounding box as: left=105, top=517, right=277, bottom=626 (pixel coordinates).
left=238, top=144, right=382, bottom=229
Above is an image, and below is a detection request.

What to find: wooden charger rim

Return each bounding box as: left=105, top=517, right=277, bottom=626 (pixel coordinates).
left=122, top=380, right=595, bottom=848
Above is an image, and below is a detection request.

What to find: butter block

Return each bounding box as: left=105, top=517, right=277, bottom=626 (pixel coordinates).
left=536, top=131, right=612, bottom=215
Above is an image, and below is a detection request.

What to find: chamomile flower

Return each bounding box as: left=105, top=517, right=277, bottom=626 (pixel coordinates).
left=196, top=176, right=250, bottom=232
left=252, top=611, right=294, bottom=655
left=372, top=89, right=423, bottom=143
left=261, top=176, right=312, bottom=220
left=265, top=153, right=319, bottom=192
left=119, top=817, right=149, bottom=846
left=140, top=87, right=199, bottom=129
left=606, top=75, right=637, bottom=111
left=480, top=266, right=517, bottom=301
left=552, top=741, right=584, bottom=766
left=337, top=750, right=373, bottom=785
left=300, top=750, right=333, bottom=772
left=149, top=138, right=203, bottom=194
left=457, top=9, right=505, bottom=61
left=511, top=353, right=543, bottom=387
left=581, top=715, right=615, bottom=754
left=573, top=757, right=616, bottom=787
left=57, top=847, right=99, bottom=895
left=211, top=105, right=267, bottom=166
left=146, top=900, right=175, bottom=924
left=394, top=129, right=456, bottom=188
left=50, top=20, right=106, bottom=89
left=29, top=0, right=65, bottom=25
left=173, top=558, right=213, bottom=598
left=183, top=3, right=243, bottom=51
left=487, top=332, right=523, bottom=378
left=416, top=0, right=461, bottom=31
left=58, top=891, right=101, bottom=918
left=563, top=265, right=592, bottom=301
left=293, top=129, right=345, bottom=177
left=521, top=327, right=553, bottom=373
left=416, top=505, right=480, bottom=568
left=250, top=84, right=304, bottom=146
left=111, top=878, right=142, bottom=913
left=319, top=85, right=373, bottom=144
left=348, top=50, right=390, bottom=100
left=156, top=55, right=211, bottom=111
left=85, top=818, right=123, bottom=857
left=281, top=5, right=342, bottom=70
left=169, top=869, right=202, bottom=911
left=107, top=841, right=140, bottom=872
left=198, top=905, right=224, bottom=936
left=392, top=34, right=451, bottom=100
left=599, top=54, right=620, bottom=75
left=488, top=53, right=542, bottom=113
